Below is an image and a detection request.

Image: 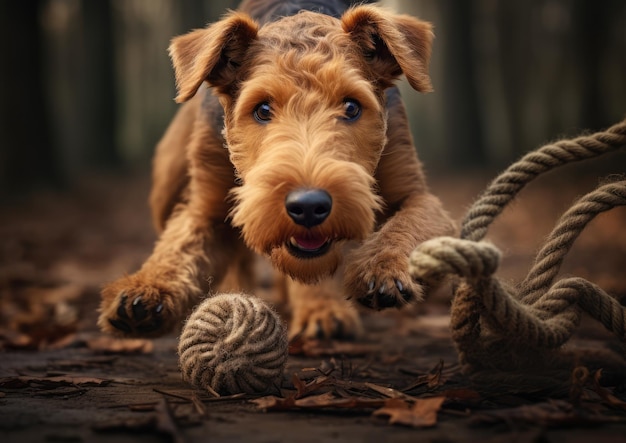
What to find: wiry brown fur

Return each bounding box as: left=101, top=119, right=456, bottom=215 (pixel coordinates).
left=98, top=1, right=454, bottom=340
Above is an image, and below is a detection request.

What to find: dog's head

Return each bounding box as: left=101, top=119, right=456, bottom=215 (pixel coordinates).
left=169, top=5, right=433, bottom=282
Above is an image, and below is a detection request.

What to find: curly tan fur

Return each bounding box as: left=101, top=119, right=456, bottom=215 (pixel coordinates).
left=99, top=0, right=454, bottom=340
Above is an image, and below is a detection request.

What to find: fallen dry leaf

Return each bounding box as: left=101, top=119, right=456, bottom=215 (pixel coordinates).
left=0, top=375, right=111, bottom=388
left=250, top=395, right=297, bottom=411
left=251, top=392, right=386, bottom=411
left=373, top=397, right=445, bottom=428
left=292, top=374, right=331, bottom=398
left=0, top=317, right=77, bottom=351
left=293, top=392, right=337, bottom=407
left=0, top=272, right=82, bottom=350
left=86, top=336, right=153, bottom=354
left=402, top=359, right=447, bottom=392
left=297, top=394, right=386, bottom=409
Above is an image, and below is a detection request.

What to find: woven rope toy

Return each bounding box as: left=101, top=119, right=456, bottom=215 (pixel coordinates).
left=178, top=293, right=288, bottom=395
left=409, top=118, right=626, bottom=389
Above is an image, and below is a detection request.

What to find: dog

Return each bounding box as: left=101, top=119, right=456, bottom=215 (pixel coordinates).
left=98, top=0, right=455, bottom=340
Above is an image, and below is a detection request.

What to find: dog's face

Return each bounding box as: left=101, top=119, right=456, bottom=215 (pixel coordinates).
left=169, top=6, right=433, bottom=282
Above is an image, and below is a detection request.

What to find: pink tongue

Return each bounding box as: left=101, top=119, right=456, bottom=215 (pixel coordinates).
left=295, top=236, right=326, bottom=250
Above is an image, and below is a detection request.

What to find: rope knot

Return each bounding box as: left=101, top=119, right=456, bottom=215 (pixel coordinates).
left=408, top=236, right=501, bottom=285
left=418, top=118, right=626, bottom=383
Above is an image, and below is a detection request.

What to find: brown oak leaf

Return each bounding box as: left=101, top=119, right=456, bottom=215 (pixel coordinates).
left=373, top=397, right=446, bottom=427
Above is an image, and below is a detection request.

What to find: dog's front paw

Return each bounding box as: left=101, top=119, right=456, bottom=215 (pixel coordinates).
left=344, top=250, right=425, bottom=310
left=98, top=273, right=186, bottom=338
left=289, top=297, right=362, bottom=341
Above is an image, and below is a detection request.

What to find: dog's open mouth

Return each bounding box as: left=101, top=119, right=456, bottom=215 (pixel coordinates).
left=286, top=235, right=331, bottom=259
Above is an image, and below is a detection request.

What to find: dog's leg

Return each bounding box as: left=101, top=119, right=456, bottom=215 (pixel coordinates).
left=149, top=95, right=198, bottom=233
left=287, top=271, right=362, bottom=341
left=99, top=102, right=237, bottom=337
left=216, top=244, right=256, bottom=294
left=345, top=193, right=454, bottom=309
left=98, top=209, right=239, bottom=337
left=344, top=92, right=456, bottom=309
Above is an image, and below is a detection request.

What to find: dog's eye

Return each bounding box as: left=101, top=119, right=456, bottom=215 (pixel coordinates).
left=253, top=102, right=272, bottom=123
left=342, top=99, right=361, bottom=122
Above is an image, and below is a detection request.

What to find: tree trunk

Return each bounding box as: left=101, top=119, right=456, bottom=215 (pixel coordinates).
left=0, top=1, right=60, bottom=195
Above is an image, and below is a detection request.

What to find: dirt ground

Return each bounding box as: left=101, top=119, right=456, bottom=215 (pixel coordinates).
left=1, top=162, right=625, bottom=443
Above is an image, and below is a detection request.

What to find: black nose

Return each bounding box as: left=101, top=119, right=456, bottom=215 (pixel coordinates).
left=285, top=189, right=332, bottom=228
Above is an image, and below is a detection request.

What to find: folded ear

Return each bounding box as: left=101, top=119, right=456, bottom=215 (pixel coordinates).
left=169, top=12, right=259, bottom=103
left=341, top=5, right=433, bottom=92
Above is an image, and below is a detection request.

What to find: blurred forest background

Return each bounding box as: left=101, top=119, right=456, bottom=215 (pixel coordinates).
left=0, top=0, right=625, bottom=197
left=1, top=5, right=626, bottom=433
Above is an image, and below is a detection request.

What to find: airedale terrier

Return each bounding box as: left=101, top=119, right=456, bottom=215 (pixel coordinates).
left=99, top=0, right=455, bottom=340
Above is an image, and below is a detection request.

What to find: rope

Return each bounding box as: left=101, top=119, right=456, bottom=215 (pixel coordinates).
left=408, top=118, right=626, bottom=380
left=178, top=293, right=288, bottom=395
left=460, top=119, right=626, bottom=242
left=520, top=180, right=626, bottom=304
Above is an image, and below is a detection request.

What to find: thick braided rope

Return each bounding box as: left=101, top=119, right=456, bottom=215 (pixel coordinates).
left=410, top=240, right=582, bottom=349
left=558, top=277, right=626, bottom=340
left=448, top=275, right=624, bottom=377
left=409, top=118, right=626, bottom=376
left=457, top=279, right=626, bottom=392
left=178, top=293, right=288, bottom=395
left=408, top=237, right=501, bottom=284
left=476, top=181, right=626, bottom=348
left=520, top=180, right=626, bottom=304
left=460, top=119, right=626, bottom=242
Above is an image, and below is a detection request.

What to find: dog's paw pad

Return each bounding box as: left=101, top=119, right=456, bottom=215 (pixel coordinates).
left=100, top=289, right=170, bottom=338
left=394, top=280, right=413, bottom=301
left=108, top=318, right=132, bottom=334
left=356, top=275, right=423, bottom=310
left=375, top=286, right=398, bottom=308
left=131, top=296, right=148, bottom=320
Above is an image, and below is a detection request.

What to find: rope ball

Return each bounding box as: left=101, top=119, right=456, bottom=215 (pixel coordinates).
left=178, top=293, right=288, bottom=395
